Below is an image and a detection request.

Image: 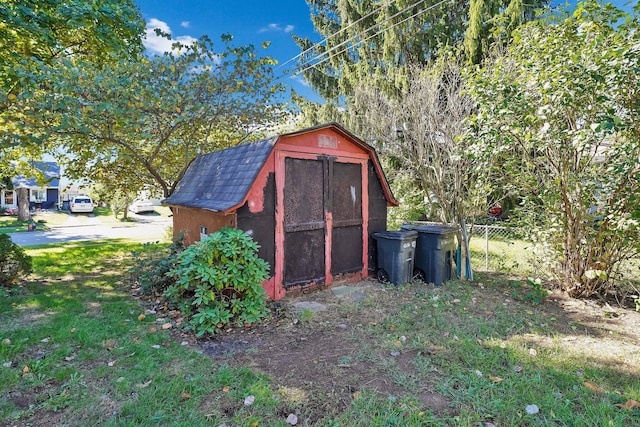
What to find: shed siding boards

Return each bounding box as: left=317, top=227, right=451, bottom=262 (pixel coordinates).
left=172, top=206, right=236, bottom=246
left=164, top=123, right=397, bottom=300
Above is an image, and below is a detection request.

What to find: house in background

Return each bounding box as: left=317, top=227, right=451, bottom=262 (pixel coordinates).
left=164, top=123, right=398, bottom=299
left=2, top=162, right=61, bottom=210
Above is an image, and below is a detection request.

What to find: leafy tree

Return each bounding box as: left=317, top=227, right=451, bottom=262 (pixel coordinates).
left=466, top=1, right=640, bottom=297
left=346, top=56, right=487, bottom=277
left=0, top=0, right=144, bottom=154
left=0, top=0, right=145, bottom=217
left=294, top=0, right=547, bottom=104
left=41, top=35, right=287, bottom=198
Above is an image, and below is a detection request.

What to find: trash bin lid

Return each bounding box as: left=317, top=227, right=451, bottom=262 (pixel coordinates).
left=372, top=230, right=418, bottom=240
left=401, top=224, right=458, bottom=235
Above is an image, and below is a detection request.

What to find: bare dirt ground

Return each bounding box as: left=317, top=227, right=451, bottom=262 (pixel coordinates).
left=185, top=277, right=640, bottom=423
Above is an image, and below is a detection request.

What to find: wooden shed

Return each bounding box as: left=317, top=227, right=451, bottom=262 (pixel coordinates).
left=163, top=123, right=398, bottom=299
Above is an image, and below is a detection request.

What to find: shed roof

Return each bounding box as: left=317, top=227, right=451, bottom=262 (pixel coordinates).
left=164, top=136, right=277, bottom=212
left=163, top=123, right=397, bottom=212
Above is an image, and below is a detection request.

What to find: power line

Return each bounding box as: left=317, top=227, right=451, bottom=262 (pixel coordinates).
left=279, top=0, right=399, bottom=70
left=278, top=0, right=450, bottom=82
left=295, top=0, right=429, bottom=73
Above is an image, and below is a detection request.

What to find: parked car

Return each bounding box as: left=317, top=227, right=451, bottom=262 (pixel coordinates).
left=69, top=196, right=94, bottom=213
left=128, top=200, right=155, bottom=214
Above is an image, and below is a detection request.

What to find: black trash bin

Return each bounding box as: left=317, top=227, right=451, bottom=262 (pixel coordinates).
left=401, top=224, right=457, bottom=285
left=371, top=230, right=418, bottom=285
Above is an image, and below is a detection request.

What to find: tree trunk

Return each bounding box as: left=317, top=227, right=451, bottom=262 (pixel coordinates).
left=16, top=188, right=30, bottom=221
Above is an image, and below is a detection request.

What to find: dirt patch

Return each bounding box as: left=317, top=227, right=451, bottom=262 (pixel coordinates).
left=186, top=277, right=640, bottom=424
left=196, top=280, right=452, bottom=422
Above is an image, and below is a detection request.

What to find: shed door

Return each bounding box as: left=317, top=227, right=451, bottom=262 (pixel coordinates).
left=283, top=158, right=326, bottom=287
left=331, top=162, right=363, bottom=275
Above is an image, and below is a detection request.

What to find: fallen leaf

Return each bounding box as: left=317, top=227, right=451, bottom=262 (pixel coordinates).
left=249, top=421, right=259, bottom=427
left=70, top=328, right=77, bottom=333
left=352, top=390, right=361, bottom=399
left=584, top=381, right=599, bottom=392
left=286, top=413, right=298, bottom=425
left=181, top=392, right=191, bottom=400
left=222, top=386, right=230, bottom=393
left=623, top=400, right=640, bottom=410
left=64, top=354, right=76, bottom=362
left=488, top=375, right=504, bottom=383
left=22, top=366, right=29, bottom=374
left=136, top=380, right=152, bottom=388
left=514, top=366, right=523, bottom=373
left=525, top=404, right=539, bottom=414
left=40, top=337, right=50, bottom=343
left=149, top=327, right=157, bottom=333
left=108, top=361, right=116, bottom=367
left=394, top=340, right=402, bottom=347
left=244, top=395, right=255, bottom=406
left=475, top=370, right=483, bottom=377
left=161, top=323, right=172, bottom=330
left=138, top=314, right=146, bottom=321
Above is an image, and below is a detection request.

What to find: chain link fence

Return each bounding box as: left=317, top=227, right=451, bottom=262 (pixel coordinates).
left=467, top=223, right=537, bottom=275
left=404, top=220, right=537, bottom=275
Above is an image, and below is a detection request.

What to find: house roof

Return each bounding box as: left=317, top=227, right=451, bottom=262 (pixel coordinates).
left=12, top=162, right=60, bottom=188
left=163, top=123, right=398, bottom=212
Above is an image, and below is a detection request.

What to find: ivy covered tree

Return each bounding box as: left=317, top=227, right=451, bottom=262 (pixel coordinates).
left=466, top=1, right=640, bottom=297
left=40, top=35, right=287, bottom=198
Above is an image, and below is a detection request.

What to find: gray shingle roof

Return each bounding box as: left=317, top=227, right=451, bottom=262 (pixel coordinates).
left=12, top=162, right=60, bottom=188
left=163, top=137, right=277, bottom=212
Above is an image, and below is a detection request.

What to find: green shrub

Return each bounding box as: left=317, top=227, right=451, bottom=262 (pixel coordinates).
left=0, top=234, right=32, bottom=287
left=128, top=234, right=185, bottom=296
left=166, top=228, right=270, bottom=336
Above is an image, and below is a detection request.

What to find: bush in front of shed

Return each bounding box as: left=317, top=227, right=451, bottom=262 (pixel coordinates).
left=166, top=227, right=270, bottom=336
left=0, top=234, right=32, bottom=288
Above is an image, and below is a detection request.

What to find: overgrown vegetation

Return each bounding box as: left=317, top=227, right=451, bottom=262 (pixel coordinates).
left=128, top=234, right=185, bottom=297
left=0, top=234, right=32, bottom=287
left=165, top=228, right=270, bottom=336
left=466, top=1, right=640, bottom=298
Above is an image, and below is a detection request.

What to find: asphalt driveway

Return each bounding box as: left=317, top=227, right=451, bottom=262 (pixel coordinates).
left=9, top=213, right=172, bottom=246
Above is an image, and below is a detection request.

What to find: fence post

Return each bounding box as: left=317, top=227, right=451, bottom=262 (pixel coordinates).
left=485, top=225, right=489, bottom=270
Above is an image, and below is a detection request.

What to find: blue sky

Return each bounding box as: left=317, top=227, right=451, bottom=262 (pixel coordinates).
left=135, top=1, right=637, bottom=103
left=135, top=0, right=319, bottom=100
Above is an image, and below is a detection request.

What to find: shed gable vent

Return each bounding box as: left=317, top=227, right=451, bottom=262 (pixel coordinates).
left=318, top=134, right=338, bottom=149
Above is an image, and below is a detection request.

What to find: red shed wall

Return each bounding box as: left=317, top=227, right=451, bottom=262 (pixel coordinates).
left=171, top=206, right=236, bottom=246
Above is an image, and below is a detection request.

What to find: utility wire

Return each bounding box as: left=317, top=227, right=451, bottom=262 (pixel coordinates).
left=279, top=0, right=399, bottom=69
left=294, top=0, right=429, bottom=73
left=277, top=0, right=450, bottom=82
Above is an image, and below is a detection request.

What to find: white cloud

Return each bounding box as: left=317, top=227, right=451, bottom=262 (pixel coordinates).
left=259, top=23, right=295, bottom=34
left=180, top=21, right=190, bottom=28
left=291, top=74, right=310, bottom=87
left=143, top=18, right=197, bottom=55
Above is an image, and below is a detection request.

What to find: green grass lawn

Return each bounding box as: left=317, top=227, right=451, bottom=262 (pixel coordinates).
left=0, top=241, right=638, bottom=426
